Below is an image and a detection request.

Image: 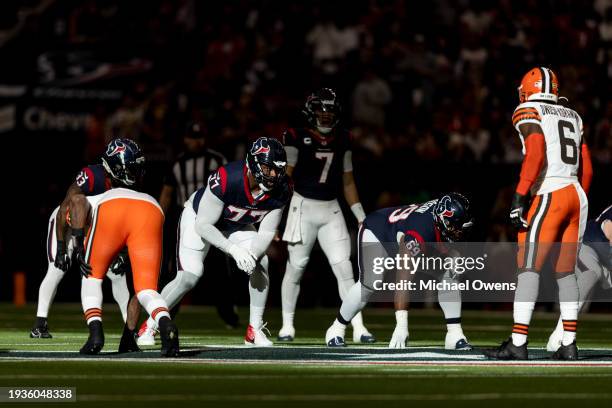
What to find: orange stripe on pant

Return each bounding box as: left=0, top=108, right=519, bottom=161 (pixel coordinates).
left=85, top=197, right=163, bottom=293
left=517, top=184, right=585, bottom=273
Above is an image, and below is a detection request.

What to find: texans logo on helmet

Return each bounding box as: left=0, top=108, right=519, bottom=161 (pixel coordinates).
left=436, top=196, right=455, bottom=219
left=107, top=142, right=127, bottom=156
left=252, top=145, right=270, bottom=155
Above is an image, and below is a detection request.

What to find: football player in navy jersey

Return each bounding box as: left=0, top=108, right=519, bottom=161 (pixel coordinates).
left=547, top=204, right=612, bottom=351
left=325, top=193, right=475, bottom=349
left=279, top=88, right=374, bottom=343
left=137, top=137, right=291, bottom=346
left=30, top=139, right=143, bottom=339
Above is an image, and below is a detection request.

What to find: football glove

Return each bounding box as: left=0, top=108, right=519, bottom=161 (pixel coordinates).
left=109, top=248, right=130, bottom=276
left=71, top=229, right=91, bottom=278
left=228, top=244, right=257, bottom=275
left=388, top=310, right=408, bottom=349
left=509, top=193, right=529, bottom=229
left=54, top=241, right=71, bottom=272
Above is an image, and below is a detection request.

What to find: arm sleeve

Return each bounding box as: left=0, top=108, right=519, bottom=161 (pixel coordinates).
left=194, top=187, right=233, bottom=253
left=285, top=146, right=299, bottom=167
left=343, top=150, right=353, bottom=172
left=578, top=142, right=593, bottom=194
left=249, top=207, right=284, bottom=259
left=516, top=133, right=546, bottom=196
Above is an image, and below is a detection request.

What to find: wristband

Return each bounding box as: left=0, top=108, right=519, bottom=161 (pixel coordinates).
left=350, top=203, right=366, bottom=223
left=72, top=228, right=85, bottom=239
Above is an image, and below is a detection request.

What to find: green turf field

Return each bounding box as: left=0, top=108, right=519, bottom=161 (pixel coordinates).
left=1, top=303, right=612, bottom=407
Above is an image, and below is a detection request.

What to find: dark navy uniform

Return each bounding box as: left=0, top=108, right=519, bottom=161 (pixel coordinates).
left=283, top=127, right=352, bottom=200
left=192, top=161, right=292, bottom=233
left=583, top=205, right=612, bottom=270
left=363, top=200, right=442, bottom=251
left=75, top=164, right=111, bottom=196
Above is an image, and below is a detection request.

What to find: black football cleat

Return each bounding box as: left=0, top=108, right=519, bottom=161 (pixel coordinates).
left=30, top=317, right=52, bottom=339
left=159, top=317, right=180, bottom=357
left=118, top=325, right=141, bottom=353
left=552, top=341, right=578, bottom=360
left=79, top=320, right=105, bottom=355
left=483, top=337, right=528, bottom=360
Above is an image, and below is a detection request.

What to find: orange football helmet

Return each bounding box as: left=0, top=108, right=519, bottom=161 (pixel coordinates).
left=518, top=67, right=559, bottom=103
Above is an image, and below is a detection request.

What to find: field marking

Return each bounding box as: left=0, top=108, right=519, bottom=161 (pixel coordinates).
left=3, top=356, right=612, bottom=367
left=76, top=392, right=612, bottom=402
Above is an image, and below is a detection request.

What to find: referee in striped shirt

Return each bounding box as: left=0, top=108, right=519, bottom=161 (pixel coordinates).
left=159, top=122, right=240, bottom=328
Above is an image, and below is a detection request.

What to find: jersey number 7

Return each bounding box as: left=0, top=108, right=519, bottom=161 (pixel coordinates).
left=315, top=152, right=334, bottom=183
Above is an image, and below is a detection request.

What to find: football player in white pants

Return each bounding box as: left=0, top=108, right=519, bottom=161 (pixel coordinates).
left=279, top=88, right=374, bottom=343
left=547, top=205, right=612, bottom=351
left=138, top=137, right=291, bottom=347
left=30, top=202, right=131, bottom=338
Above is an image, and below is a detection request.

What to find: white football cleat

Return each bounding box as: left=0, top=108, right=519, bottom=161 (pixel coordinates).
left=388, top=326, right=409, bottom=349
left=244, top=323, right=273, bottom=347
left=136, top=321, right=157, bottom=346
left=352, top=326, right=376, bottom=343
left=325, top=321, right=346, bottom=347
left=277, top=325, right=295, bottom=341
left=445, top=331, right=473, bottom=350
left=546, top=328, right=563, bottom=352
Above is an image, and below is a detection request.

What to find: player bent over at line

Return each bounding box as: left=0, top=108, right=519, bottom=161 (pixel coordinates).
left=72, top=142, right=179, bottom=357
left=325, top=193, right=474, bottom=349
left=547, top=204, right=612, bottom=351
left=30, top=139, right=135, bottom=338
left=137, top=137, right=291, bottom=347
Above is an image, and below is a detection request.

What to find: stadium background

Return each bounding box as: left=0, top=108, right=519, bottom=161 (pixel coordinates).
left=0, top=0, right=609, bottom=311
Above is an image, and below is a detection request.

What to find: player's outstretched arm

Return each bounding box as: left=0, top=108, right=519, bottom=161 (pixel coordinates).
left=250, top=208, right=283, bottom=259
left=53, top=183, right=82, bottom=272
left=194, top=187, right=256, bottom=273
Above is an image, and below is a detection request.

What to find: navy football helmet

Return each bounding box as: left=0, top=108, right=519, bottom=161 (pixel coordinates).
left=101, top=138, right=145, bottom=187
left=303, top=88, right=341, bottom=134
left=246, top=137, right=287, bottom=192
left=433, top=193, right=474, bottom=242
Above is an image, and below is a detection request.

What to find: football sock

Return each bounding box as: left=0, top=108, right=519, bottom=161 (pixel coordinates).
left=512, top=271, right=539, bottom=346
left=36, top=265, right=65, bottom=318
left=557, top=273, right=579, bottom=346
left=330, top=260, right=368, bottom=331
left=577, top=269, right=599, bottom=307
left=137, top=289, right=170, bottom=324
left=280, top=262, right=305, bottom=326
left=438, top=277, right=462, bottom=324
left=161, top=270, right=200, bottom=310
left=107, top=271, right=130, bottom=323
left=338, top=282, right=371, bottom=324
left=81, top=278, right=104, bottom=324
left=249, top=258, right=269, bottom=328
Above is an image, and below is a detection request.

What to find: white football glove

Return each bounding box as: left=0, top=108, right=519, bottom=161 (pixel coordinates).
left=389, top=325, right=409, bottom=349
left=388, top=310, right=409, bottom=349
left=228, top=244, right=257, bottom=274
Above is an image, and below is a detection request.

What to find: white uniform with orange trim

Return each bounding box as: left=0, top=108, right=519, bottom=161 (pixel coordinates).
left=513, top=101, right=584, bottom=195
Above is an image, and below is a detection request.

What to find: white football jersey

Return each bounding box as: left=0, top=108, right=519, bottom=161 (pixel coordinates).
left=513, top=101, right=584, bottom=195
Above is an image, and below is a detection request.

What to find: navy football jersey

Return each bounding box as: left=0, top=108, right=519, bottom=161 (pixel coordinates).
left=583, top=204, right=612, bottom=269
left=283, top=127, right=352, bottom=201
left=192, top=160, right=292, bottom=233
left=363, top=200, right=442, bottom=255
left=75, top=164, right=111, bottom=195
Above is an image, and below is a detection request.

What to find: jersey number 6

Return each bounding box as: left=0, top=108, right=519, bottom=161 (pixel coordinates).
left=557, top=120, right=578, bottom=165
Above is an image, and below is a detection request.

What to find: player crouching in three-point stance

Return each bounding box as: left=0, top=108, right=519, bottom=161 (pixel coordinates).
left=547, top=204, right=612, bottom=351
left=75, top=141, right=179, bottom=357
left=485, top=67, right=593, bottom=361
left=325, top=193, right=474, bottom=349
left=138, top=137, right=291, bottom=347
left=280, top=88, right=373, bottom=343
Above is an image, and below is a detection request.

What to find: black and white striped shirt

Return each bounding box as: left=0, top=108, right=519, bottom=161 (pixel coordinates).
left=164, top=149, right=228, bottom=206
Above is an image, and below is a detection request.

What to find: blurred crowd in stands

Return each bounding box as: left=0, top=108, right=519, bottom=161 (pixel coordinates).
left=0, top=0, right=610, bottom=303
